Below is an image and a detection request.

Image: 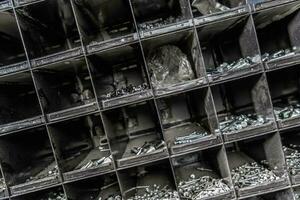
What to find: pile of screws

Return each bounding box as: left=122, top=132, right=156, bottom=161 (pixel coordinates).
left=283, top=145, right=300, bottom=175
left=231, top=162, right=280, bottom=188
left=178, top=174, right=231, bottom=199
left=39, top=190, right=67, bottom=200
left=207, top=56, right=260, bottom=77
left=138, top=16, right=183, bottom=31
left=261, top=46, right=300, bottom=62
left=128, top=184, right=180, bottom=200
left=274, top=104, right=300, bottom=120
left=131, top=140, right=165, bottom=156
left=219, top=114, right=268, bottom=134
left=0, top=178, right=5, bottom=194
left=26, top=164, right=59, bottom=183
left=105, top=83, right=148, bottom=99
left=174, top=131, right=208, bottom=145
left=80, top=155, right=112, bottom=170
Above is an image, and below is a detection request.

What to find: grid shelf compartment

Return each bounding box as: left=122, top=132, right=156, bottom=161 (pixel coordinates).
left=242, top=188, right=295, bottom=200
left=88, top=43, right=152, bottom=109
left=16, top=0, right=81, bottom=67
left=197, top=16, right=263, bottom=84
left=0, top=127, right=60, bottom=195
left=251, top=0, right=299, bottom=11
left=48, top=114, right=113, bottom=182
left=10, top=186, right=66, bottom=199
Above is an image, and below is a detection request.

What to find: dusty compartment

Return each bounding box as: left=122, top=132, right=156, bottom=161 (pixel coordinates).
left=48, top=114, right=113, bottom=182
left=211, top=74, right=276, bottom=142
left=118, top=160, right=179, bottom=199
left=131, top=0, right=192, bottom=38
left=267, top=65, right=300, bottom=129
left=73, top=0, right=137, bottom=53
left=172, top=146, right=235, bottom=200
left=0, top=10, right=28, bottom=75
left=102, top=101, right=168, bottom=169
left=0, top=72, right=43, bottom=134
left=0, top=127, right=60, bottom=195
left=190, top=0, right=248, bottom=26
left=142, top=30, right=206, bottom=97
left=226, top=133, right=288, bottom=198
left=157, top=87, right=222, bottom=155
left=254, top=1, right=300, bottom=70
left=33, top=58, right=97, bottom=122
left=88, top=43, right=152, bottom=109
left=197, top=16, right=262, bottom=84
left=16, top=0, right=81, bottom=67
left=65, top=173, right=121, bottom=200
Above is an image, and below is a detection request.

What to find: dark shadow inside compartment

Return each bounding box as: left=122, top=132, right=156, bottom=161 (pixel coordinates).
left=244, top=189, right=294, bottom=200
left=0, top=11, right=27, bottom=69
left=211, top=74, right=274, bottom=138
left=157, top=88, right=220, bottom=154
left=11, top=186, right=66, bottom=200
left=0, top=72, right=42, bottom=132
left=118, top=160, right=178, bottom=199
left=48, top=114, right=112, bottom=176
left=73, top=0, right=135, bottom=45
left=65, top=173, right=121, bottom=200
left=197, top=16, right=261, bottom=78
left=0, top=127, right=58, bottom=190
left=102, top=101, right=167, bottom=168
left=16, top=0, right=80, bottom=60
left=88, top=44, right=151, bottom=108
left=254, top=2, right=300, bottom=59
left=33, top=58, right=95, bottom=116
left=190, top=0, right=246, bottom=18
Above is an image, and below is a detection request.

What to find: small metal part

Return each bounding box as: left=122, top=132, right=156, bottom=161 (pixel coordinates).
left=174, top=130, right=208, bottom=145
left=283, top=145, right=300, bottom=175
left=80, top=155, right=112, bottom=170
left=39, top=189, right=67, bottom=200
left=192, top=0, right=230, bottom=15
left=274, top=104, right=300, bottom=120
left=105, top=83, right=148, bottom=99
left=262, top=46, right=299, bottom=62
left=130, top=140, right=165, bottom=156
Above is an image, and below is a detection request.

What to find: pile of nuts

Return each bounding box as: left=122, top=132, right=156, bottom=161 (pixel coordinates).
left=274, top=104, right=300, bottom=120
left=283, top=145, right=300, bottom=175
left=128, top=184, right=180, bottom=200
left=174, top=131, right=208, bottom=145
left=178, top=174, right=231, bottom=199
left=261, top=46, right=299, bottom=62
left=219, top=114, right=268, bottom=134
left=131, top=140, right=165, bottom=156
left=80, top=155, right=112, bottom=170
left=231, top=162, right=280, bottom=188
left=105, top=83, right=148, bottom=99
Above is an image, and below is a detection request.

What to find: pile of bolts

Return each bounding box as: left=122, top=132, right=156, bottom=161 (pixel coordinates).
left=219, top=114, right=268, bottom=134
left=105, top=83, right=148, bottom=99
left=283, top=145, right=300, bottom=175
left=128, top=184, right=180, bottom=200
left=174, top=131, right=208, bottom=145
left=261, top=46, right=299, bottom=62
left=274, top=104, right=300, bottom=120
left=207, top=56, right=260, bottom=77
left=178, top=174, right=231, bottom=199
left=231, top=162, right=280, bottom=188
left=80, top=155, right=112, bottom=170
left=131, top=140, right=165, bottom=156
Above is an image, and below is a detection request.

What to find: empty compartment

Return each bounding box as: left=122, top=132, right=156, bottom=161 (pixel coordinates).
left=73, top=0, right=137, bottom=53
left=244, top=188, right=294, bottom=200
left=0, top=10, right=29, bottom=75
left=0, top=72, right=43, bottom=134
left=211, top=74, right=276, bottom=142
left=226, top=133, right=288, bottom=198
left=190, top=0, right=248, bottom=26
left=48, top=114, right=113, bottom=182
left=267, top=65, right=300, bottom=129
left=197, top=16, right=262, bottom=84
left=172, top=146, right=235, bottom=200
left=102, top=101, right=168, bottom=169
left=131, top=0, right=192, bottom=38
left=11, top=186, right=66, bottom=200
left=280, top=128, right=300, bottom=185
left=33, top=58, right=97, bottom=122
left=157, top=87, right=222, bottom=155
left=254, top=2, right=300, bottom=70
left=16, top=0, right=81, bottom=67
left=88, top=43, right=152, bottom=109
left=118, top=160, right=179, bottom=199
left=0, top=127, right=60, bottom=195
left=65, top=173, right=121, bottom=200
left=142, top=30, right=206, bottom=97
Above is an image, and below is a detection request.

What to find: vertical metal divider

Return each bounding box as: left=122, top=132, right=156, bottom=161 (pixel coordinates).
left=9, top=3, right=66, bottom=198
left=68, top=0, right=124, bottom=198
left=0, top=164, right=10, bottom=199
